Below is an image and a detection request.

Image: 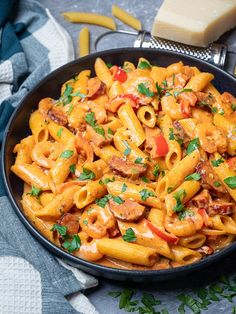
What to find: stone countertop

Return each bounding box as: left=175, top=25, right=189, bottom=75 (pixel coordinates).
left=38, top=1, right=236, bottom=313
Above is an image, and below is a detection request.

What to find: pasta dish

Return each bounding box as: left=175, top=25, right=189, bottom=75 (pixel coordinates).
left=11, top=57, right=236, bottom=270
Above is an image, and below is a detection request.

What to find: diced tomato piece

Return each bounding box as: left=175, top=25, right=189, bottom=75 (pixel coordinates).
left=179, top=99, right=191, bottom=118
left=145, top=219, right=179, bottom=244
left=198, top=208, right=211, bottom=227
left=154, top=134, right=169, bottom=157
left=112, top=66, right=127, bottom=83
left=227, top=157, right=236, bottom=171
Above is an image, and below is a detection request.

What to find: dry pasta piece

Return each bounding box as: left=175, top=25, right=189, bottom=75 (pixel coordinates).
left=78, top=27, right=90, bottom=57
left=62, top=12, right=116, bottom=30
left=112, top=5, right=142, bottom=30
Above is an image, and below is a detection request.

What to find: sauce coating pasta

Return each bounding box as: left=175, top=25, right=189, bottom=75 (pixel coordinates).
left=11, top=57, right=236, bottom=270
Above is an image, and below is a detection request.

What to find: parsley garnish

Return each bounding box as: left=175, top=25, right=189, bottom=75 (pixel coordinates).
left=169, top=128, right=175, bottom=140
left=62, top=234, right=81, bottom=253
left=178, top=210, right=195, bottom=221
left=83, top=219, right=88, bottom=225
left=108, top=128, right=114, bottom=135
left=232, top=103, right=236, bottom=112
left=106, top=63, right=113, bottom=69
left=95, top=194, right=113, bottom=208
left=51, top=223, right=67, bottom=236
left=99, top=177, right=115, bottom=185
left=57, top=127, right=63, bottom=138
left=173, top=88, right=192, bottom=98
left=122, top=228, right=136, bottom=242
left=186, top=138, right=200, bottom=155
left=113, top=196, right=124, bottom=204
left=185, top=173, right=201, bottom=181
left=214, top=181, right=221, bottom=187
left=60, top=150, right=74, bottom=158
left=69, top=164, right=76, bottom=174
left=67, top=103, right=74, bottom=115
left=138, top=60, right=151, bottom=69
left=173, top=189, right=186, bottom=212
left=224, top=176, right=236, bottom=189
left=78, top=168, right=95, bottom=180
left=167, top=187, right=173, bottom=194
left=139, top=189, right=156, bottom=201
left=211, top=107, right=218, bottom=113
left=123, top=140, right=131, bottom=156
left=211, top=157, right=224, bottom=167
left=135, top=157, right=143, bottom=164
left=121, top=183, right=128, bottom=192
left=28, top=186, right=41, bottom=198
left=85, top=111, right=105, bottom=138
left=137, top=83, right=155, bottom=97
left=141, top=176, right=149, bottom=183
left=153, top=164, right=160, bottom=177
left=59, top=84, right=86, bottom=106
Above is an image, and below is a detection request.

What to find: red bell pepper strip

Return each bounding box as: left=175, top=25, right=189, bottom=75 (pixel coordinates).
left=179, top=99, right=191, bottom=118
left=145, top=219, right=179, bottom=245
left=154, top=134, right=169, bottom=157
left=111, top=66, right=127, bottom=83
left=227, top=157, right=236, bottom=171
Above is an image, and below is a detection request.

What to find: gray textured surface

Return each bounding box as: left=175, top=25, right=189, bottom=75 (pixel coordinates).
left=38, top=1, right=236, bottom=313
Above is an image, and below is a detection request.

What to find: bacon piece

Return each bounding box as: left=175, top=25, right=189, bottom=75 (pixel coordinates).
left=87, top=77, right=106, bottom=99
left=109, top=156, right=146, bottom=178
left=197, top=245, right=214, bottom=256
left=48, top=106, right=68, bottom=126
left=58, top=213, right=80, bottom=236
left=196, top=161, right=227, bottom=194
left=109, top=199, right=145, bottom=222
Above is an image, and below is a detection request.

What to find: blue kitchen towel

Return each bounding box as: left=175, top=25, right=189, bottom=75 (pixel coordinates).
left=0, top=1, right=99, bottom=313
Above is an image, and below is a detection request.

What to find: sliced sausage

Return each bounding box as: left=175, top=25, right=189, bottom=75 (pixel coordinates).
left=207, top=201, right=235, bottom=216
left=190, top=189, right=211, bottom=209
left=109, top=156, right=146, bottom=178
left=58, top=213, right=80, bottom=236
left=86, top=125, right=111, bottom=148
left=48, top=106, right=68, bottom=126
left=109, top=199, right=145, bottom=222
left=197, top=245, right=214, bottom=256
left=196, top=161, right=227, bottom=194
left=87, top=77, right=106, bottom=99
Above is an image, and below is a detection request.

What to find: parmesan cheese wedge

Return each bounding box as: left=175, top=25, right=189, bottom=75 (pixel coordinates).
left=152, top=0, right=236, bottom=47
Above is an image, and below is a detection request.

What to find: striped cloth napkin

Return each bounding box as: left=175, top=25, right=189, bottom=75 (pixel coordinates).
left=0, top=1, right=99, bottom=313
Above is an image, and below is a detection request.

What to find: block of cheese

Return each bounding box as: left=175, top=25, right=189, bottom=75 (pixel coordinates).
left=152, top=0, right=236, bottom=47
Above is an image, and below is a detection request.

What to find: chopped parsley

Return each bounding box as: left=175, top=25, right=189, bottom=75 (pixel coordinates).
left=169, top=128, right=175, bottom=140
left=167, top=187, right=173, bottom=194
left=137, top=83, right=155, bottom=97
left=185, top=173, right=201, bottom=181
left=178, top=210, right=195, bottom=221
left=173, top=88, right=192, bottom=98
left=135, top=157, right=143, bottom=164
left=211, top=107, right=218, bottom=113
left=186, top=138, right=200, bottom=155
left=138, top=60, right=151, bottom=69
left=99, top=177, right=115, bottom=185
left=211, top=157, right=224, bottom=167
left=173, top=189, right=186, bottom=212
left=108, top=128, right=114, bottom=135
left=106, top=63, right=113, bottom=69
left=85, top=111, right=105, bottom=138
left=78, top=168, right=95, bottom=180
left=123, top=140, right=131, bottom=156
left=113, top=196, right=124, bottom=204
left=214, top=181, right=221, bottom=187
left=232, top=103, right=236, bottom=112
left=95, top=194, right=113, bottom=208
left=141, top=176, right=149, bottom=183
left=51, top=223, right=67, bottom=237
left=83, top=219, right=88, bottom=225
left=28, top=186, right=41, bottom=198
left=122, top=228, right=136, bottom=242
left=59, top=84, right=86, bottom=106
left=60, top=150, right=74, bottom=159
left=69, top=164, right=76, bottom=174
left=62, top=234, right=81, bottom=253
left=153, top=164, right=160, bottom=177
left=224, top=176, right=236, bottom=189
left=121, top=183, right=128, bottom=192
left=67, top=103, right=74, bottom=115
left=139, top=189, right=156, bottom=201
left=57, top=127, right=63, bottom=138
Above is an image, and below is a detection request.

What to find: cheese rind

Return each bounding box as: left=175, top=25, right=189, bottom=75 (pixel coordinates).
left=152, top=0, right=236, bottom=47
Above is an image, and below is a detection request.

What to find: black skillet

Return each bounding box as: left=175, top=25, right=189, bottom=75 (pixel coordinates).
left=2, top=48, right=236, bottom=282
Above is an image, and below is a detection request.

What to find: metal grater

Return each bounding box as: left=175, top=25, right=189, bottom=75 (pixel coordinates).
left=134, top=31, right=228, bottom=68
